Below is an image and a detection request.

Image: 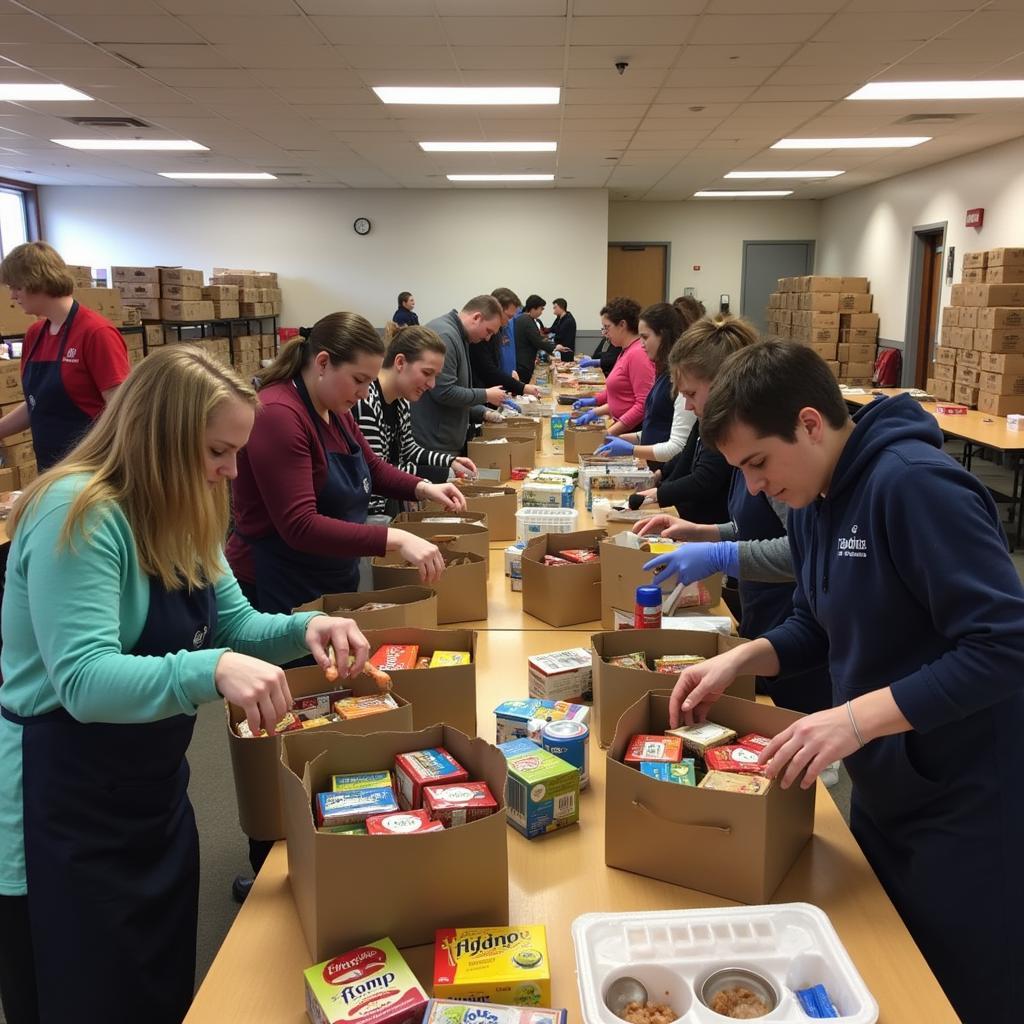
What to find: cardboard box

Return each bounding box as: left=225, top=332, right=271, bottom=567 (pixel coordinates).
left=805, top=276, right=842, bottom=292
left=841, top=361, right=874, bottom=379
left=481, top=416, right=542, bottom=450
left=958, top=349, right=980, bottom=367
left=837, top=343, right=876, bottom=363
left=527, top=648, right=593, bottom=703
left=808, top=342, right=837, bottom=360
left=839, top=276, right=869, bottom=293
left=958, top=306, right=978, bottom=328
left=240, top=301, right=274, bottom=317
left=0, top=287, right=37, bottom=337
left=442, top=485, right=517, bottom=541
left=0, top=466, right=19, bottom=490
left=158, top=266, right=204, bottom=287
left=373, top=550, right=487, bottom=624
left=799, top=292, right=839, bottom=312
left=293, top=585, right=438, bottom=630
left=521, top=528, right=605, bottom=627
left=955, top=365, right=981, bottom=387
left=563, top=422, right=606, bottom=462
left=74, top=287, right=123, bottom=322
left=590, top=629, right=753, bottom=748
left=160, top=284, right=202, bottom=301
left=203, top=284, right=239, bottom=301
left=951, top=326, right=975, bottom=349
left=934, top=346, right=957, bottom=366
left=111, top=266, right=158, bottom=284
left=808, top=327, right=838, bottom=346
left=962, top=268, right=985, bottom=285
left=979, top=371, right=1024, bottom=396
left=160, top=299, right=215, bottom=321
left=942, top=306, right=959, bottom=328
left=971, top=328, right=1024, bottom=354
left=836, top=292, right=873, bottom=313
left=963, top=251, right=988, bottom=270
left=954, top=383, right=979, bottom=407
left=227, top=665, right=413, bottom=841
left=1, top=439, right=36, bottom=469
left=121, top=297, right=161, bottom=320
left=466, top=436, right=535, bottom=481
left=383, top=520, right=490, bottom=575
left=950, top=283, right=967, bottom=305
left=0, top=361, right=24, bottom=404
left=930, top=377, right=955, bottom=401
left=986, top=247, right=1024, bottom=268
left=977, top=391, right=1024, bottom=416
left=605, top=692, right=815, bottom=904
left=964, top=283, right=1024, bottom=307
left=939, top=323, right=953, bottom=346
left=977, top=307, right=1024, bottom=331
left=116, top=282, right=159, bottom=299
left=980, top=352, right=1024, bottom=375
left=280, top=724, right=509, bottom=961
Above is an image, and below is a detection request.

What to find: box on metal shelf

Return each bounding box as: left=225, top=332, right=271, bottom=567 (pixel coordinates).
left=121, top=297, right=161, bottom=320
left=0, top=362, right=23, bottom=404
left=74, top=287, right=123, bottom=322
left=116, top=282, right=159, bottom=299
left=158, top=267, right=203, bottom=288
left=203, top=284, right=239, bottom=301
left=211, top=302, right=240, bottom=320
left=239, top=301, right=274, bottom=317
left=160, top=284, right=202, bottom=301
left=111, top=266, right=158, bottom=284
left=160, top=299, right=215, bottom=322
left=977, top=392, right=1024, bottom=417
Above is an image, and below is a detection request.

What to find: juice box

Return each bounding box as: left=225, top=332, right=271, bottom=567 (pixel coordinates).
left=369, top=644, right=420, bottom=671
left=493, top=698, right=590, bottom=745
left=393, top=748, right=469, bottom=809
left=497, top=739, right=579, bottom=839
left=304, top=937, right=428, bottom=1024
left=429, top=650, right=472, bottom=668
left=423, top=999, right=566, bottom=1024
left=332, top=771, right=392, bottom=793
left=433, top=926, right=551, bottom=1005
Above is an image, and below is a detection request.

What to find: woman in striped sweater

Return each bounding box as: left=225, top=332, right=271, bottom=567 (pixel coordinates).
left=356, top=325, right=477, bottom=515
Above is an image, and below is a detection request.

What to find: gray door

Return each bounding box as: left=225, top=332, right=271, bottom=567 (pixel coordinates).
left=741, top=240, right=815, bottom=334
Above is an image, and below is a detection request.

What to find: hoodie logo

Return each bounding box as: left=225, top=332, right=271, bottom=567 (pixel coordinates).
left=837, top=524, right=867, bottom=559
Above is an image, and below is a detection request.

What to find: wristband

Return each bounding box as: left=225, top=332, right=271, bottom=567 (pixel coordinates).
left=846, top=700, right=866, bottom=748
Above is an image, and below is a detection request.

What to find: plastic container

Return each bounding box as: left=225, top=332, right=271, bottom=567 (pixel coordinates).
left=515, top=506, right=579, bottom=543
left=572, top=904, right=879, bottom=1024
left=634, top=585, right=662, bottom=629
left=592, top=498, right=611, bottom=527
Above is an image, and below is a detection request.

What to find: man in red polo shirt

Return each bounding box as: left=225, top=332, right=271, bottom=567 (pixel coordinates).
left=0, top=242, right=130, bottom=470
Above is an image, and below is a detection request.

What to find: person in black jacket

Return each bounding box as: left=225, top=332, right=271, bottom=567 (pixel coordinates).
left=392, top=291, right=419, bottom=326
left=549, top=298, right=577, bottom=356
left=468, top=287, right=541, bottom=399
left=514, top=294, right=554, bottom=383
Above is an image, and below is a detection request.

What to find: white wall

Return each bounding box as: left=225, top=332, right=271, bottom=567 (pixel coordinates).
left=38, top=186, right=609, bottom=329
left=608, top=199, right=820, bottom=314
left=818, top=135, right=1024, bottom=346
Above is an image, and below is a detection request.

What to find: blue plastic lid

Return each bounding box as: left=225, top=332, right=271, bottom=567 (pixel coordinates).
left=635, top=585, right=662, bottom=607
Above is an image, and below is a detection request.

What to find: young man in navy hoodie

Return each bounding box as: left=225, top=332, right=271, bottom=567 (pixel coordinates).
left=669, top=339, right=1024, bottom=1024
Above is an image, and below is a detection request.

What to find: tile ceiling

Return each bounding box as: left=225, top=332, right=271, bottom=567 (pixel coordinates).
left=0, top=0, right=1022, bottom=199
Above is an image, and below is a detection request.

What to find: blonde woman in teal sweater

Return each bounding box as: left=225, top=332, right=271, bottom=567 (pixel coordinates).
left=0, top=345, right=370, bottom=1024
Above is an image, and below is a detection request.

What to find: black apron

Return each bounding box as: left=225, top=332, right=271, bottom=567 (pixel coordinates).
left=22, top=301, right=94, bottom=471
left=245, top=376, right=371, bottom=613
left=6, top=576, right=217, bottom=1024
left=728, top=470, right=832, bottom=714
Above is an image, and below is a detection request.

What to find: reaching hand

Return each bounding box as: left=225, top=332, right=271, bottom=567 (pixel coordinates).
left=524, top=384, right=541, bottom=398
left=419, top=481, right=467, bottom=513
left=595, top=435, right=634, bottom=457
left=668, top=654, right=741, bottom=728
left=572, top=397, right=597, bottom=410
left=642, top=541, right=739, bottom=587
left=393, top=531, right=446, bottom=583
left=502, top=398, right=522, bottom=414
left=572, top=410, right=600, bottom=426
left=578, top=357, right=600, bottom=369
left=304, top=615, right=370, bottom=681
left=633, top=513, right=682, bottom=538
left=758, top=706, right=860, bottom=790
left=215, top=653, right=292, bottom=738
left=451, top=456, right=477, bottom=479
left=484, top=385, right=508, bottom=406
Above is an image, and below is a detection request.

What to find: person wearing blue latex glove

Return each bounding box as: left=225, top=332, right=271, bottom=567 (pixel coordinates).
left=572, top=409, right=600, bottom=426
left=578, top=357, right=600, bottom=369
left=643, top=541, right=739, bottom=587
left=572, top=396, right=597, bottom=410
left=595, top=435, right=634, bottom=457
left=502, top=397, right=522, bottom=414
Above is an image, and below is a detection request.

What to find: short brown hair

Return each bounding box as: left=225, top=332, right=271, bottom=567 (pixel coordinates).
left=600, top=296, right=641, bottom=334
left=490, top=287, right=521, bottom=312
left=669, top=314, right=759, bottom=384
left=673, top=295, right=706, bottom=324
left=638, top=302, right=683, bottom=376
left=0, top=241, right=75, bottom=297
left=383, top=325, right=446, bottom=368
left=462, top=294, right=503, bottom=319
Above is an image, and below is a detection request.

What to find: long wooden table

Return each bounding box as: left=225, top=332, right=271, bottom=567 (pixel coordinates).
left=186, top=393, right=957, bottom=1023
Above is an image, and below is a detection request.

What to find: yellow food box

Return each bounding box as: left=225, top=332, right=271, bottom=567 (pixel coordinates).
left=433, top=926, right=551, bottom=1006
left=429, top=650, right=472, bottom=668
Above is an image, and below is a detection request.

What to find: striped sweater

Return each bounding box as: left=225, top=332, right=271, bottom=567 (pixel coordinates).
left=355, top=379, right=453, bottom=514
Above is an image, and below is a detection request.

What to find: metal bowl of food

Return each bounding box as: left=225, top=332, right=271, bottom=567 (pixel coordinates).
left=698, top=967, right=778, bottom=1019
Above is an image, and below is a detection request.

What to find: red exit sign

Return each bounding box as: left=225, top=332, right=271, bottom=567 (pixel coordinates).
left=966, top=207, right=984, bottom=228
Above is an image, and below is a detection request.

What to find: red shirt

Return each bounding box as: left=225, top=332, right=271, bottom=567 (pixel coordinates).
left=21, top=304, right=130, bottom=417
left=226, top=380, right=423, bottom=584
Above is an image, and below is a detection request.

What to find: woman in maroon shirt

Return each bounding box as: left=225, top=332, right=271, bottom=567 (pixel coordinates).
left=226, top=311, right=466, bottom=615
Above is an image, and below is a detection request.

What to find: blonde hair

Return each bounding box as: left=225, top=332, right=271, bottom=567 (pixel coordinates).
left=11, top=345, right=258, bottom=590
left=669, top=314, right=760, bottom=384
left=0, top=241, right=75, bottom=297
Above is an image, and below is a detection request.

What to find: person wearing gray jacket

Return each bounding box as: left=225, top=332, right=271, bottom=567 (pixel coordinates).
left=410, top=295, right=506, bottom=455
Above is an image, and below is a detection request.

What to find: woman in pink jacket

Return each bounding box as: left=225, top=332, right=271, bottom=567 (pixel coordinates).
left=572, top=296, right=655, bottom=436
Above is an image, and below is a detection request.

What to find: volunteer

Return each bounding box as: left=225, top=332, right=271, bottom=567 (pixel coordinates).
left=513, top=294, right=554, bottom=383
left=355, top=324, right=478, bottom=516
left=468, top=288, right=541, bottom=400
left=0, top=345, right=372, bottom=1024
left=669, top=339, right=1024, bottom=1024
left=0, top=241, right=130, bottom=470
left=227, top=312, right=466, bottom=614
left=571, top=297, right=654, bottom=437
left=595, top=301, right=697, bottom=469
left=392, top=290, right=418, bottom=326
left=549, top=298, right=577, bottom=355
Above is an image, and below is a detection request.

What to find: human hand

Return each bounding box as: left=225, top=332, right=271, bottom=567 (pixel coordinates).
left=215, top=652, right=293, bottom=738
left=668, top=654, right=742, bottom=728
left=304, top=615, right=369, bottom=681
left=652, top=469, right=662, bottom=485
left=642, top=541, right=739, bottom=587
left=451, top=456, right=477, bottom=479
left=511, top=371, right=520, bottom=381
left=418, top=481, right=467, bottom=513
left=759, top=706, right=859, bottom=790
left=578, top=357, right=600, bottom=369
left=393, top=531, right=446, bottom=583
left=524, top=384, right=541, bottom=398
left=572, top=397, right=597, bottom=410
left=595, top=435, right=634, bottom=457
left=502, top=398, right=522, bottom=414
left=484, top=385, right=508, bottom=406
left=634, top=487, right=658, bottom=506
left=572, top=410, right=600, bottom=426
left=633, top=513, right=682, bottom=537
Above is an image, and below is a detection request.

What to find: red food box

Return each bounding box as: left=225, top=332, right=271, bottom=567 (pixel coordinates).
left=704, top=744, right=768, bottom=775
left=736, top=732, right=772, bottom=754
left=936, top=402, right=968, bottom=415
left=559, top=548, right=599, bottom=564
left=543, top=555, right=571, bottom=566
left=624, top=734, right=683, bottom=764
left=365, top=808, right=445, bottom=835
left=422, top=781, right=498, bottom=828
left=511, top=466, right=531, bottom=480
left=370, top=644, right=420, bottom=672
left=393, top=748, right=470, bottom=809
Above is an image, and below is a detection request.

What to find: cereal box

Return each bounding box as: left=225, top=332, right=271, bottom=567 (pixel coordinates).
left=365, top=809, right=444, bottom=835
left=304, top=937, right=428, bottom=1024
left=498, top=739, right=579, bottom=839
left=316, top=788, right=398, bottom=828
left=423, top=999, right=566, bottom=1024
left=623, top=734, right=683, bottom=764
left=430, top=650, right=472, bottom=668
left=493, top=699, right=590, bottom=745
left=527, top=648, right=593, bottom=703
left=393, top=747, right=469, bottom=809
left=433, top=926, right=551, bottom=1005
left=639, top=760, right=696, bottom=786
left=704, top=744, right=767, bottom=775
left=423, top=781, right=498, bottom=828
left=370, top=644, right=420, bottom=672
left=332, top=771, right=392, bottom=793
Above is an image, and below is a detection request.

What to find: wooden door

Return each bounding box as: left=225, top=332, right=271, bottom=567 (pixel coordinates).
left=607, top=244, right=667, bottom=308
left=914, top=233, right=944, bottom=388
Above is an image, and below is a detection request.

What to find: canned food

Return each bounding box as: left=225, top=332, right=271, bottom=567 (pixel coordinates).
left=541, top=719, right=589, bottom=790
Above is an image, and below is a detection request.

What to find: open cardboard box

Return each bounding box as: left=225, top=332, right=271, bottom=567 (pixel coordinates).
left=293, top=585, right=438, bottom=630
left=427, top=484, right=518, bottom=541
left=383, top=519, right=490, bottom=576
left=467, top=435, right=535, bottom=481
left=521, top=527, right=606, bottom=627
left=391, top=510, right=486, bottom=529
left=373, top=550, right=487, bottom=624
left=591, top=629, right=755, bottom=747
left=361, top=627, right=478, bottom=736
left=226, top=665, right=413, bottom=841
left=606, top=691, right=814, bottom=905
left=564, top=421, right=606, bottom=462
left=481, top=416, right=543, bottom=451
left=280, top=724, right=509, bottom=961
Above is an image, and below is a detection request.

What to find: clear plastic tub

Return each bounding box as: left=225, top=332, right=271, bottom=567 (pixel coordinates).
left=515, top=506, right=579, bottom=543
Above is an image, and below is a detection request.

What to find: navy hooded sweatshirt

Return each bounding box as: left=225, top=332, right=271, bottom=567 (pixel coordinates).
left=765, top=394, right=1024, bottom=1023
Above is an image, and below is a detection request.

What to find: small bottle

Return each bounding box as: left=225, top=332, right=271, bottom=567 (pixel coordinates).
left=634, top=585, right=662, bottom=629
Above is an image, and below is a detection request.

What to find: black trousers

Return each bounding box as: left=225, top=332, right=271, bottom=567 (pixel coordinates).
left=0, top=894, right=39, bottom=1024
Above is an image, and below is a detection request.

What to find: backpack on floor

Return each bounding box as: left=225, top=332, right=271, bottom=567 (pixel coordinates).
left=873, top=347, right=902, bottom=387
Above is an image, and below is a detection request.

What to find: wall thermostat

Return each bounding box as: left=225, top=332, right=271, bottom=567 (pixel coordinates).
left=719, top=293, right=731, bottom=314
left=353, top=217, right=372, bottom=236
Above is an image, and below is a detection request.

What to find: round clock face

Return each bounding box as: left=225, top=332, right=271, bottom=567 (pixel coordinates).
left=353, top=217, right=371, bottom=235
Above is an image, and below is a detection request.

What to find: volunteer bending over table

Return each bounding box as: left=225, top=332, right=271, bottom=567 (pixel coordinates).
left=227, top=312, right=466, bottom=615
left=0, top=346, right=372, bottom=1024
left=668, top=339, right=1024, bottom=1024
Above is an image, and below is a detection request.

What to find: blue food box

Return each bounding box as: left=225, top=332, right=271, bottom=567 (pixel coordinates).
left=315, top=786, right=398, bottom=829
left=497, top=739, right=579, bottom=839
left=550, top=414, right=569, bottom=440
left=423, top=999, right=567, bottom=1024
left=494, top=699, right=589, bottom=744
left=639, top=759, right=696, bottom=786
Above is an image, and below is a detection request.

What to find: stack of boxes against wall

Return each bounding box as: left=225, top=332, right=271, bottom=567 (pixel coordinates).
left=766, top=276, right=879, bottom=386
left=931, top=248, right=1024, bottom=413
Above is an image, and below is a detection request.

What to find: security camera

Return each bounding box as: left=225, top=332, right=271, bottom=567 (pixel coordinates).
left=615, top=61, right=629, bottom=76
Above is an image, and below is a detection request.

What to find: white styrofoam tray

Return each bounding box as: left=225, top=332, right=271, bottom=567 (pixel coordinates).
left=572, top=904, right=879, bottom=1023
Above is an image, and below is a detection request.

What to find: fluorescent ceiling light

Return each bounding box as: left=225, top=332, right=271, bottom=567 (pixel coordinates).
left=848, top=80, right=1024, bottom=101
left=694, top=190, right=793, bottom=198
left=421, top=141, right=556, bottom=152
left=0, top=84, right=93, bottom=102
left=159, top=172, right=276, bottom=180
left=772, top=137, right=930, bottom=149
left=53, top=139, right=208, bottom=151
left=448, top=174, right=554, bottom=182
left=726, top=170, right=843, bottom=179
left=375, top=86, right=559, bottom=105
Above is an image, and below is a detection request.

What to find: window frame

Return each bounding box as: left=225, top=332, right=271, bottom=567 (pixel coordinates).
left=0, top=177, right=41, bottom=246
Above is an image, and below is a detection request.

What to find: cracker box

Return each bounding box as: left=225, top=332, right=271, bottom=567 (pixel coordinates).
left=423, top=1000, right=566, bottom=1024
left=498, top=739, right=580, bottom=838
left=304, top=937, right=428, bottom=1024
left=433, top=926, right=552, bottom=1006
left=527, top=648, right=593, bottom=703
left=493, top=699, right=591, bottom=745
left=370, top=644, right=420, bottom=671
left=624, top=734, right=683, bottom=764
left=294, top=689, right=353, bottom=720
left=394, top=747, right=469, bottom=809
left=423, top=781, right=498, bottom=828
left=316, top=787, right=398, bottom=828
left=365, top=809, right=444, bottom=835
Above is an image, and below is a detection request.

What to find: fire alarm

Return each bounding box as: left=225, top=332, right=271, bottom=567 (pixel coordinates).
left=965, top=208, right=984, bottom=229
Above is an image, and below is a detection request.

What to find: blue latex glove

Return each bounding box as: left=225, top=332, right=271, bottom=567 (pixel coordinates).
left=572, top=410, right=600, bottom=426
left=578, top=357, right=600, bottom=369
left=502, top=398, right=522, bottom=414
left=643, top=541, right=739, bottom=587
left=595, top=435, right=634, bottom=457
left=572, top=396, right=597, bottom=410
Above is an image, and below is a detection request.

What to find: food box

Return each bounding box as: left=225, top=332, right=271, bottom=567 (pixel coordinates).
left=624, top=734, right=683, bottom=764
left=370, top=644, right=420, bottom=672
left=527, top=648, right=593, bottom=703
left=498, top=738, right=580, bottom=838
left=394, top=747, right=469, bottom=809
left=423, top=1000, right=566, bottom=1024
left=639, top=760, right=696, bottom=786
left=434, top=926, right=552, bottom=1006
left=493, top=698, right=591, bottom=745
left=316, top=787, right=398, bottom=828
left=423, top=781, right=498, bottom=828
left=365, top=809, right=444, bottom=835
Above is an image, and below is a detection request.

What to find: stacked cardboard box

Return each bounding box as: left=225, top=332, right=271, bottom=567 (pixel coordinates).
left=230, top=334, right=263, bottom=379
left=0, top=361, right=37, bottom=484
left=202, top=283, right=240, bottom=320
left=767, top=276, right=877, bottom=384
left=261, top=333, right=277, bottom=363
left=124, top=329, right=145, bottom=368
left=210, top=268, right=282, bottom=317
left=204, top=337, right=231, bottom=366
left=113, top=267, right=161, bottom=321
left=158, top=267, right=213, bottom=322
left=74, top=286, right=125, bottom=327
left=65, top=265, right=93, bottom=289
left=0, top=286, right=37, bottom=337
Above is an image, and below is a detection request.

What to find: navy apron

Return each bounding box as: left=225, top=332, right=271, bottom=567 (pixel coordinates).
left=728, top=471, right=832, bottom=714
left=639, top=372, right=672, bottom=471
left=22, top=300, right=95, bottom=471
left=246, top=376, right=371, bottom=614
left=6, top=576, right=217, bottom=1024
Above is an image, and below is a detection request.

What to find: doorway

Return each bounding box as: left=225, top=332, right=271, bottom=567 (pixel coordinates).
left=904, top=224, right=946, bottom=389
left=607, top=243, right=668, bottom=308
left=741, top=240, right=815, bottom=335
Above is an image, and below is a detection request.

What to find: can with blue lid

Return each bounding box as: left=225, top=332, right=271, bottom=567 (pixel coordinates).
left=541, top=719, right=589, bottom=790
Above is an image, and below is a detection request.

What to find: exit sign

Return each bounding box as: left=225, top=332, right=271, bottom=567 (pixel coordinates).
left=966, top=208, right=984, bottom=228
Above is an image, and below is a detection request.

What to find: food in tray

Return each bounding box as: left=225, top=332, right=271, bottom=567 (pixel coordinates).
left=698, top=771, right=772, bottom=795
left=666, top=720, right=737, bottom=757
left=369, top=643, right=420, bottom=672
left=700, top=967, right=778, bottom=1019
left=618, top=1002, right=677, bottom=1024
left=709, top=987, right=771, bottom=1018
left=624, top=735, right=683, bottom=765
left=653, top=654, right=705, bottom=674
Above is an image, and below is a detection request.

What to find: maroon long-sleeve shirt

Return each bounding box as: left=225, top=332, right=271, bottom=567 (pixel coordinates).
left=226, top=380, right=422, bottom=584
